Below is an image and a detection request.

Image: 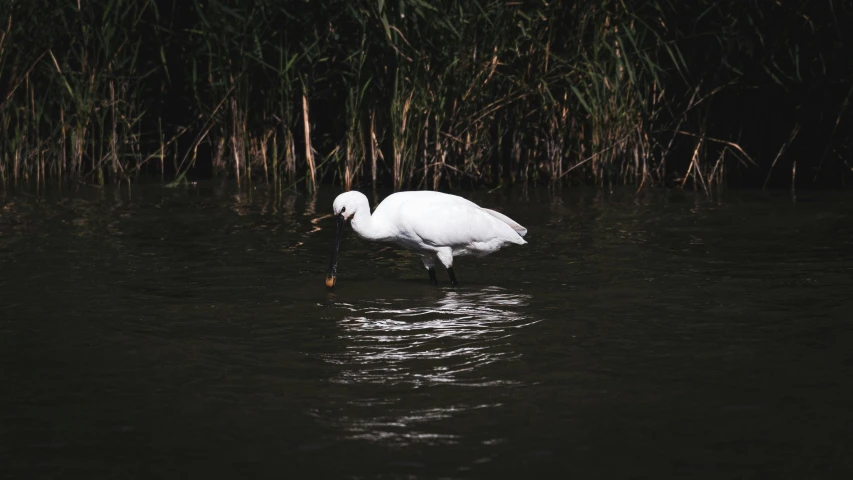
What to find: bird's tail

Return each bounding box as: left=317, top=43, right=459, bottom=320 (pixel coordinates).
left=482, top=208, right=527, bottom=237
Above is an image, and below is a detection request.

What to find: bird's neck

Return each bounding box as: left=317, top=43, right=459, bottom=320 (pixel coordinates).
left=350, top=208, right=387, bottom=242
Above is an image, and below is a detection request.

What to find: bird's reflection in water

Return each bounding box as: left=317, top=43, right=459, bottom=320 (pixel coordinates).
left=328, top=287, right=536, bottom=387
left=317, top=287, right=538, bottom=447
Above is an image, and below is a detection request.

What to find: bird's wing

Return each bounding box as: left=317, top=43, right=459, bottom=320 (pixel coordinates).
left=401, top=196, right=522, bottom=248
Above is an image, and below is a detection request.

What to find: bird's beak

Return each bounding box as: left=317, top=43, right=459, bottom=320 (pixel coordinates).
left=325, top=213, right=346, bottom=288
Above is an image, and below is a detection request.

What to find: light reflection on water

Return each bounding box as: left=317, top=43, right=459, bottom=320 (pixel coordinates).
left=316, top=287, right=537, bottom=446
left=326, top=288, right=537, bottom=387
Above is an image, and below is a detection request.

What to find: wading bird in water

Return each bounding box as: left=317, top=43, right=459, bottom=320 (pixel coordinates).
left=325, top=190, right=527, bottom=288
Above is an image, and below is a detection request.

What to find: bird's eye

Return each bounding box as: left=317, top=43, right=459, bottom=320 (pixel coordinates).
left=341, top=207, right=346, bottom=213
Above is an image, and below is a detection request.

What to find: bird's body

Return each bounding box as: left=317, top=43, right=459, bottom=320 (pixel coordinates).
left=326, top=190, right=527, bottom=287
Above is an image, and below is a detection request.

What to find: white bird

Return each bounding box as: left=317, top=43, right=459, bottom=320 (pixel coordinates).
left=325, top=190, right=527, bottom=288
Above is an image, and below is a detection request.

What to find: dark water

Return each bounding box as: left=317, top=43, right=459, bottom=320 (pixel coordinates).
left=2, top=184, right=852, bottom=479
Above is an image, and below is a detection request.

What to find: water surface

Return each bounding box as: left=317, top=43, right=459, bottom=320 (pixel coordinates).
left=2, top=184, right=852, bottom=478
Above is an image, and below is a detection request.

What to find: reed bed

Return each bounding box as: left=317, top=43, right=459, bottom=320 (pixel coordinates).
left=1, top=0, right=850, bottom=190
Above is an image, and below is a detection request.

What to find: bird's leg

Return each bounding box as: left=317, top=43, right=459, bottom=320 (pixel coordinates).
left=422, top=255, right=438, bottom=285
left=435, top=249, right=457, bottom=286
left=447, top=267, right=458, bottom=286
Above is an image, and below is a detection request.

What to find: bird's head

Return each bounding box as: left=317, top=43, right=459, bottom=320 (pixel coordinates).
left=332, top=190, right=368, bottom=221
left=326, top=191, right=370, bottom=289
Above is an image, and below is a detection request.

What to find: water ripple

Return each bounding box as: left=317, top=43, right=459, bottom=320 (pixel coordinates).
left=324, top=287, right=538, bottom=388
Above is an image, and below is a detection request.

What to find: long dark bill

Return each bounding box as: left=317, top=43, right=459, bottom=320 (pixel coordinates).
left=325, top=214, right=346, bottom=288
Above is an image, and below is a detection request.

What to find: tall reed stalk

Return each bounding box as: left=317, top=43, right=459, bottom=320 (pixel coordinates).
left=1, top=0, right=850, bottom=190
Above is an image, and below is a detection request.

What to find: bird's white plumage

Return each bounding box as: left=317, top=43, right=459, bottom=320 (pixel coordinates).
left=332, top=190, right=526, bottom=270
